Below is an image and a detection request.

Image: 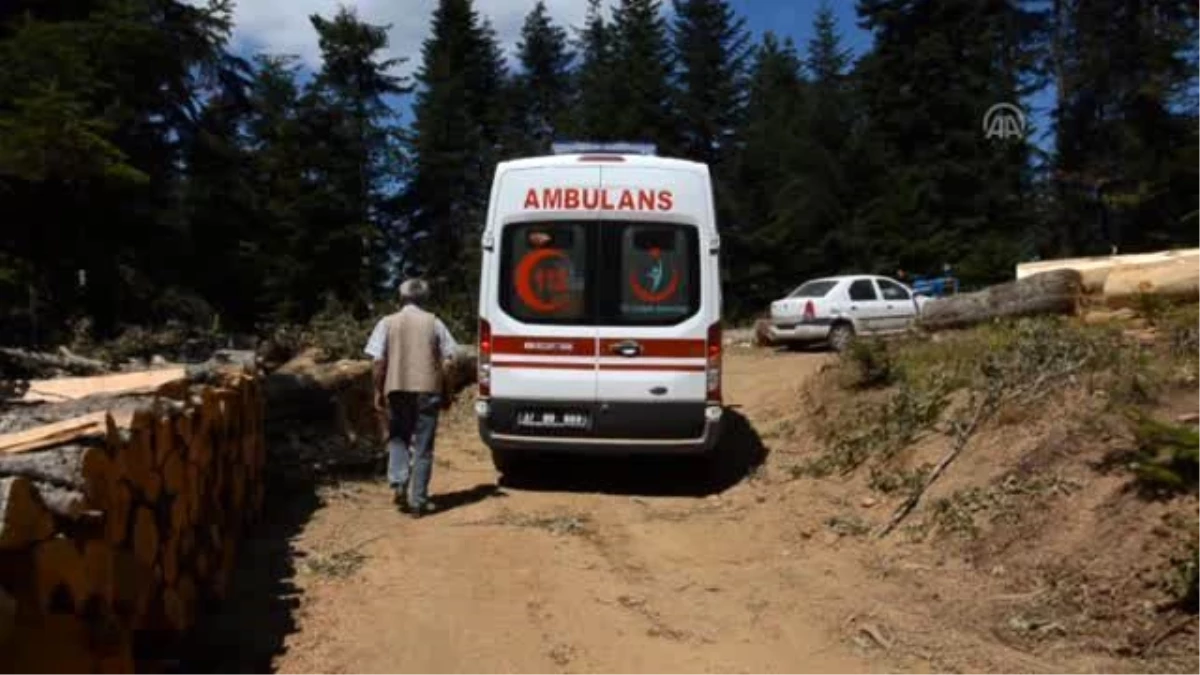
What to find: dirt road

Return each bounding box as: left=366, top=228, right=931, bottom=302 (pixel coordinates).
left=183, top=349, right=1087, bottom=673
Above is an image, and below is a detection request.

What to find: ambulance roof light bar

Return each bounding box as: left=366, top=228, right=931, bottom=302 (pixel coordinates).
left=551, top=141, right=657, bottom=156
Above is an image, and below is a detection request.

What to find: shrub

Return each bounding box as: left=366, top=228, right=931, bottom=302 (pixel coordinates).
left=843, top=338, right=896, bottom=389
left=1167, top=540, right=1199, bottom=612
left=801, top=316, right=1160, bottom=494
left=1164, top=305, right=1199, bottom=362
left=1127, top=413, right=1199, bottom=497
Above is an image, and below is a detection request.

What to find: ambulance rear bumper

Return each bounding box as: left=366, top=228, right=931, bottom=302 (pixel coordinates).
left=476, top=398, right=723, bottom=455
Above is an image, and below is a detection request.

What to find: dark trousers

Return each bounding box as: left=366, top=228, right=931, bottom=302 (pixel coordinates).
left=386, top=391, right=442, bottom=507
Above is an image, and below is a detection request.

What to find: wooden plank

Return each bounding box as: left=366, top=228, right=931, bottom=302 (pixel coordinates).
left=0, top=412, right=108, bottom=455
left=18, top=368, right=187, bottom=404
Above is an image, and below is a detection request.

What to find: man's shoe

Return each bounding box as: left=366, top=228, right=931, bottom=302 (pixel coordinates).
left=409, top=501, right=435, bottom=519
left=392, top=488, right=411, bottom=513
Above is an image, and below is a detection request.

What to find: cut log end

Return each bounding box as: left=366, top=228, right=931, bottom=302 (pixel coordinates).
left=0, top=476, right=55, bottom=550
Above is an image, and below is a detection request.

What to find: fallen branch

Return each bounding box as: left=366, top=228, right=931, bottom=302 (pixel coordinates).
left=1139, top=615, right=1196, bottom=656
left=874, top=392, right=991, bottom=538
left=873, top=356, right=1091, bottom=539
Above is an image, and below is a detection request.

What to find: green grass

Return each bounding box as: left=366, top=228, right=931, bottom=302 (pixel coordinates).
left=801, top=314, right=1197, bottom=498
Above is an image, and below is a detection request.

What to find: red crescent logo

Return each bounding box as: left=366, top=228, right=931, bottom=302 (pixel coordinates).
left=629, top=268, right=680, bottom=303
left=515, top=248, right=571, bottom=313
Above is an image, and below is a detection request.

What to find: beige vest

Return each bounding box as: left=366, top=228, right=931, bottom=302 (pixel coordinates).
left=383, top=305, right=442, bottom=394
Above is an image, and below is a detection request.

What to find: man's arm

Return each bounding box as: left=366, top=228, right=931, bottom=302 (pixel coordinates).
left=364, top=318, right=388, bottom=411
left=434, top=318, right=460, bottom=366
left=434, top=319, right=461, bottom=401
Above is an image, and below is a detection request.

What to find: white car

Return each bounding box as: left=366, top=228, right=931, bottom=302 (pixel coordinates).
left=767, top=275, right=926, bottom=351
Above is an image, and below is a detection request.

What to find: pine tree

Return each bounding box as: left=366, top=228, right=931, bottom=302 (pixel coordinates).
left=514, top=1, right=574, bottom=154
left=303, top=6, right=408, bottom=316
left=670, top=0, right=751, bottom=166
left=771, top=1, right=868, bottom=277
left=573, top=0, right=618, bottom=141
left=1049, top=0, right=1198, bottom=255
left=0, top=0, right=239, bottom=340
left=610, top=0, right=677, bottom=150
left=244, top=55, right=308, bottom=323
left=728, top=32, right=807, bottom=314
left=404, top=0, right=507, bottom=316
left=180, top=82, right=259, bottom=328
left=856, top=0, right=1042, bottom=284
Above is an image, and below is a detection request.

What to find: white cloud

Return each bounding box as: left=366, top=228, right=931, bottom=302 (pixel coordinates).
left=206, top=0, right=605, bottom=75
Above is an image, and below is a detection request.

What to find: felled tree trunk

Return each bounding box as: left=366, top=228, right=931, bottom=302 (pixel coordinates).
left=1016, top=248, right=1200, bottom=294
left=262, top=351, right=374, bottom=426
left=265, top=347, right=477, bottom=420
left=1103, top=257, right=1200, bottom=308
left=917, top=269, right=1083, bottom=332
left=0, top=347, right=109, bottom=378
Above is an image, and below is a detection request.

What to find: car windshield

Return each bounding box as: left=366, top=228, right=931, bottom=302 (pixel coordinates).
left=787, top=280, right=837, bottom=298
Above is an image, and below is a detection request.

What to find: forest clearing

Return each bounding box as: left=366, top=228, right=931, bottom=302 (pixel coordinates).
left=2, top=0, right=1197, bottom=672
left=179, top=306, right=1196, bottom=674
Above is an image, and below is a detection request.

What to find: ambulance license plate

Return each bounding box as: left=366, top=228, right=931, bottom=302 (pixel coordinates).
left=516, top=409, right=591, bottom=430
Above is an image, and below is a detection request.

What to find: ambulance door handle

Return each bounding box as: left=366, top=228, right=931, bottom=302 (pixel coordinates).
left=611, top=341, right=642, bottom=358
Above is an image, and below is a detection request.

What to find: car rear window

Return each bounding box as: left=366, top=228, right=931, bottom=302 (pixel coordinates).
left=499, top=222, right=589, bottom=324
left=499, top=221, right=700, bottom=326
left=788, top=280, right=837, bottom=298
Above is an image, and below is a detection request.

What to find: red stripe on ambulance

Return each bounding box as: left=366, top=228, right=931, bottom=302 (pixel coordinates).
left=492, top=336, right=706, bottom=358
left=490, top=362, right=704, bottom=372
left=523, top=188, right=674, bottom=212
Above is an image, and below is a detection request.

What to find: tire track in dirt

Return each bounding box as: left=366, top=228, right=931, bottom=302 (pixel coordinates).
left=265, top=349, right=888, bottom=673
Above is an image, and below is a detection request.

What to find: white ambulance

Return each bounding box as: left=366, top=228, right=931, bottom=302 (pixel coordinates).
left=474, top=143, right=725, bottom=473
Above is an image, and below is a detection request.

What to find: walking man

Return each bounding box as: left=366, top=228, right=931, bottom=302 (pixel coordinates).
left=364, top=278, right=460, bottom=518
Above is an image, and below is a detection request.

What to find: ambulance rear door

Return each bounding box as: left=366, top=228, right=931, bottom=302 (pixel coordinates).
left=593, top=165, right=711, bottom=406
left=486, top=165, right=602, bottom=405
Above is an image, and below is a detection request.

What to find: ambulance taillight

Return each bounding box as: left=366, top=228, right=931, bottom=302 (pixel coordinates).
left=478, top=318, right=492, bottom=397
left=706, top=321, right=722, bottom=404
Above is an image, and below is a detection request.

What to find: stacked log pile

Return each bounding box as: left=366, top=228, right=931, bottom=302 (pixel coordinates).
left=0, top=368, right=265, bottom=672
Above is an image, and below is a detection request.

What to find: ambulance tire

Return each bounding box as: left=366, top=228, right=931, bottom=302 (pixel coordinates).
left=490, top=448, right=527, bottom=476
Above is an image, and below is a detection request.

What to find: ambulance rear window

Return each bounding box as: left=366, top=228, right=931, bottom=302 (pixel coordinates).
left=602, top=224, right=699, bottom=325
left=498, top=221, right=700, bottom=326
left=499, top=222, right=589, bottom=324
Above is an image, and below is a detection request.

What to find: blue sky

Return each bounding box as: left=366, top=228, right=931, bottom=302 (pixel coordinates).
left=206, top=0, right=1054, bottom=149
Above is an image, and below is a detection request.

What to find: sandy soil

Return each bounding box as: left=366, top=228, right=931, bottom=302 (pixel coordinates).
left=184, top=347, right=1197, bottom=674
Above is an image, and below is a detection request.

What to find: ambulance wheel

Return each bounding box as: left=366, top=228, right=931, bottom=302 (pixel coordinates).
left=490, top=448, right=526, bottom=476
left=829, top=323, right=855, bottom=353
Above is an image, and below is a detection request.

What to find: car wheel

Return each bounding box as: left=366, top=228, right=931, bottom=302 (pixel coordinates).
left=829, top=323, right=855, bottom=353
